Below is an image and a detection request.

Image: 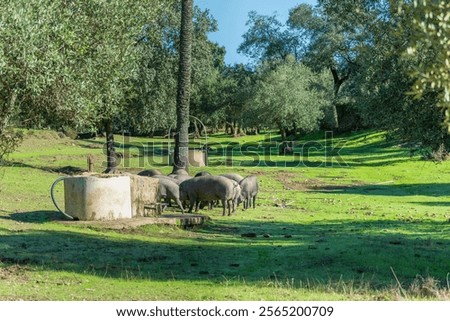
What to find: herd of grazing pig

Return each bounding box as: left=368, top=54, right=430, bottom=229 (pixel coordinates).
left=138, top=168, right=259, bottom=216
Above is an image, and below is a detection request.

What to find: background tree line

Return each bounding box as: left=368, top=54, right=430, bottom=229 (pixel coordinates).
left=0, top=0, right=448, bottom=164
left=237, top=0, right=449, bottom=158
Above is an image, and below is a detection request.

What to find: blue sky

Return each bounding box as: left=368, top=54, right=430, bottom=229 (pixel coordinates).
left=195, top=0, right=317, bottom=65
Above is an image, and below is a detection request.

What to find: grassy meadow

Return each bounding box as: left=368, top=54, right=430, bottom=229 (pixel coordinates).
left=0, top=129, right=449, bottom=300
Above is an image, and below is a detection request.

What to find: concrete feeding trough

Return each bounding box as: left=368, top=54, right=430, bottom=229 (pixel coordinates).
left=126, top=174, right=161, bottom=217
left=63, top=174, right=132, bottom=220
left=51, top=172, right=208, bottom=228
left=51, top=173, right=161, bottom=221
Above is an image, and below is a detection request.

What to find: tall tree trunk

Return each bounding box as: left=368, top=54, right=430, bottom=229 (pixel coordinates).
left=233, top=120, right=238, bottom=137
left=225, top=123, right=230, bottom=135
left=173, top=0, right=193, bottom=173
left=329, top=67, right=350, bottom=130
left=193, top=119, right=200, bottom=138
left=104, top=119, right=118, bottom=173
left=279, top=124, right=287, bottom=141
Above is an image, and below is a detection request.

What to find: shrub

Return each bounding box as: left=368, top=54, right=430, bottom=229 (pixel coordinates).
left=0, top=128, right=23, bottom=164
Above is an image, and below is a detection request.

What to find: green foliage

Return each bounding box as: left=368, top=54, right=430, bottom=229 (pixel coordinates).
left=398, top=0, right=450, bottom=130
left=336, top=0, right=449, bottom=155
left=1, top=0, right=448, bottom=161
left=0, top=0, right=174, bottom=131
left=238, top=11, right=301, bottom=63
left=119, top=3, right=226, bottom=135
left=305, top=0, right=449, bottom=154
left=239, top=3, right=372, bottom=131
left=251, top=59, right=333, bottom=137
left=212, top=64, right=257, bottom=135
left=61, top=0, right=174, bottom=129
left=188, top=7, right=226, bottom=129
left=0, top=128, right=23, bottom=163
left=350, top=23, right=449, bottom=157
left=0, top=0, right=76, bottom=128
left=118, top=4, right=180, bottom=134
left=289, top=2, right=353, bottom=75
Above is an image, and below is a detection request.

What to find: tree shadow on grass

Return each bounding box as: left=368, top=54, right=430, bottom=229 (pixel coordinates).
left=410, top=202, right=450, bottom=207
left=310, top=183, right=450, bottom=197
left=208, top=149, right=414, bottom=168
left=0, top=216, right=449, bottom=290
left=6, top=162, right=84, bottom=175
left=6, top=211, right=70, bottom=224
left=204, top=133, right=411, bottom=168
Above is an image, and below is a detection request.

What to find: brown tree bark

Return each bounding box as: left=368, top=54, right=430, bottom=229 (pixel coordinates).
left=329, top=66, right=350, bottom=130
left=173, top=0, right=193, bottom=173
left=104, top=119, right=118, bottom=174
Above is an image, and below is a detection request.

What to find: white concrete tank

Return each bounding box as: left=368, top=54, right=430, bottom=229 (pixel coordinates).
left=168, top=149, right=207, bottom=167
left=63, top=174, right=132, bottom=220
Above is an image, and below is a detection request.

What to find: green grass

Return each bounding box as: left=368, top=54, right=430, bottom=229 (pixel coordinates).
left=0, top=129, right=449, bottom=300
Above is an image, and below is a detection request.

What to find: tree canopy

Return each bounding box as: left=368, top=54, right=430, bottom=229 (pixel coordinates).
left=1, top=0, right=449, bottom=162
left=398, top=0, right=450, bottom=131
left=251, top=58, right=332, bottom=139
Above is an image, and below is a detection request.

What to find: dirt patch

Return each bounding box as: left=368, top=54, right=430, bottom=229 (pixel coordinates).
left=247, top=170, right=267, bottom=176
left=275, top=172, right=365, bottom=191
left=275, top=171, right=322, bottom=191
left=307, top=181, right=366, bottom=191
left=0, top=264, right=29, bottom=282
